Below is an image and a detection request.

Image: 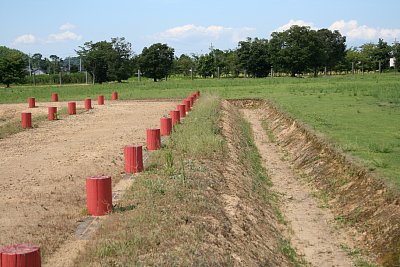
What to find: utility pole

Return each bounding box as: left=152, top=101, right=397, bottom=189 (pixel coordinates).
left=79, top=57, right=82, bottom=72
left=68, top=57, right=71, bottom=73
left=28, top=54, right=32, bottom=76
left=271, top=66, right=274, bottom=77
left=85, top=71, right=88, bottom=84
left=210, top=43, right=217, bottom=78
left=190, top=68, right=194, bottom=80
left=352, top=62, right=355, bottom=75
left=379, top=60, right=382, bottom=74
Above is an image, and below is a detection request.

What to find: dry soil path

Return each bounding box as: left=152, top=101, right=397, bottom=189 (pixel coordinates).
left=242, top=109, right=355, bottom=267
left=0, top=100, right=177, bottom=265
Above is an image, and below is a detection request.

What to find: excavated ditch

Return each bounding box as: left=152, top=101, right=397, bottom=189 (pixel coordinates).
left=230, top=99, right=400, bottom=266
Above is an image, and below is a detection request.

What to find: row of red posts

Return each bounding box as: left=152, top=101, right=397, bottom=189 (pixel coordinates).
left=86, top=90, right=200, bottom=217
left=2, top=90, right=200, bottom=266
left=21, top=92, right=118, bottom=128
left=0, top=91, right=119, bottom=267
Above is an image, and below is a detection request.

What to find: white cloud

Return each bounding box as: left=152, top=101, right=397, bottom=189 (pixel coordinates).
left=47, top=31, right=82, bottom=42
left=60, top=23, right=76, bottom=31
left=13, top=34, right=36, bottom=44
left=153, top=24, right=256, bottom=43
left=329, top=20, right=400, bottom=40
left=273, top=19, right=315, bottom=33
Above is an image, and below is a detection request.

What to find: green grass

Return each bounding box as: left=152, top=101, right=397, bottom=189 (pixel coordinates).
left=2, top=73, right=400, bottom=187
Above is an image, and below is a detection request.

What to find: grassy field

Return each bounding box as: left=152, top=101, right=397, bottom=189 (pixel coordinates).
left=1, top=74, right=399, bottom=187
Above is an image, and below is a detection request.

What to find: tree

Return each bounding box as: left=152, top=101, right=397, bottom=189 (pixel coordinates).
left=108, top=37, right=134, bottom=82
left=315, top=29, right=346, bottom=74
left=0, top=46, right=28, bottom=87
left=139, top=43, right=174, bottom=82
left=77, top=37, right=133, bottom=83
left=197, top=53, right=215, bottom=78
left=269, top=25, right=314, bottom=77
left=237, top=37, right=270, bottom=77
left=174, top=54, right=195, bottom=76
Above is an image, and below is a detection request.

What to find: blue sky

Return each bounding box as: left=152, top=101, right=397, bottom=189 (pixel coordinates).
left=1, top=0, right=400, bottom=58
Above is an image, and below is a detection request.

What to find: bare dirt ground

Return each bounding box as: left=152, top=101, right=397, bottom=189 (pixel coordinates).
left=0, top=100, right=177, bottom=263
left=242, top=108, right=356, bottom=267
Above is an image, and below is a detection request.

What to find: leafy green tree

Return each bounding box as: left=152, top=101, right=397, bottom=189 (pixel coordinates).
left=108, top=37, right=134, bottom=82
left=223, top=49, right=240, bottom=77
left=237, top=38, right=270, bottom=77
left=197, top=53, right=215, bottom=78
left=315, top=29, right=346, bottom=74
left=374, top=38, right=391, bottom=70
left=0, top=46, right=28, bottom=87
left=174, top=54, right=195, bottom=76
left=269, top=25, right=314, bottom=77
left=78, top=41, right=112, bottom=83
left=139, top=43, right=174, bottom=82
left=77, top=37, right=133, bottom=83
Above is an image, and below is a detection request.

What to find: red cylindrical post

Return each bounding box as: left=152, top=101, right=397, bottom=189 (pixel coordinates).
left=21, top=113, right=32, bottom=129
left=0, top=244, right=41, bottom=267
left=187, top=96, right=194, bottom=108
left=98, top=95, right=104, bottom=105
left=48, top=107, right=57, bottom=121
left=124, top=145, right=144, bottom=173
left=112, top=92, right=118, bottom=100
left=184, top=100, right=191, bottom=112
left=146, top=129, right=161, bottom=151
left=170, top=110, right=180, bottom=125
left=86, top=175, right=112, bottom=216
left=68, top=102, right=76, bottom=115
left=28, top=97, right=35, bottom=108
left=160, top=117, right=172, bottom=136
left=177, top=104, right=186, bottom=118
left=51, top=93, right=58, bottom=102
left=84, top=98, right=92, bottom=110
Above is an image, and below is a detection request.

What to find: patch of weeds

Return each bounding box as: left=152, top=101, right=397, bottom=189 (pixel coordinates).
left=368, top=143, right=393, bottom=154
left=311, top=190, right=330, bottom=208
left=372, top=159, right=389, bottom=169
left=164, top=150, right=175, bottom=176
left=354, top=259, right=378, bottom=267
left=335, top=215, right=353, bottom=226
left=340, top=243, right=361, bottom=257
left=279, top=239, right=309, bottom=267
left=144, top=178, right=166, bottom=195
left=261, top=120, right=276, bottom=143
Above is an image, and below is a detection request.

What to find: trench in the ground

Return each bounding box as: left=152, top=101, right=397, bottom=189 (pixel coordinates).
left=232, top=99, right=400, bottom=266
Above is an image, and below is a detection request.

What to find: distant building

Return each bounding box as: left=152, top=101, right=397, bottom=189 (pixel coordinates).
left=390, top=58, right=396, bottom=68
left=27, top=68, right=46, bottom=75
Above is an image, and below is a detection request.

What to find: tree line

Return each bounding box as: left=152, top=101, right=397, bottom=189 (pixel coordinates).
left=1, top=25, right=400, bottom=86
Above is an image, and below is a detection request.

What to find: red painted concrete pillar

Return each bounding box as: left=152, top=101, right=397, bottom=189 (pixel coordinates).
left=98, top=95, right=104, bottom=105
left=84, top=98, right=92, bottom=110
left=170, top=110, right=180, bottom=125
left=28, top=97, right=35, bottom=108
left=0, top=244, right=41, bottom=267
left=187, top=96, right=194, bottom=108
left=48, top=107, right=57, bottom=121
left=146, top=129, right=161, bottom=150
left=86, top=175, right=112, bottom=216
left=124, top=145, right=144, bottom=173
left=112, top=92, right=118, bottom=100
left=21, top=113, right=32, bottom=129
left=184, top=100, right=191, bottom=112
left=177, top=104, right=186, bottom=118
left=68, top=102, right=76, bottom=115
left=51, top=93, right=58, bottom=102
left=160, top=117, right=172, bottom=136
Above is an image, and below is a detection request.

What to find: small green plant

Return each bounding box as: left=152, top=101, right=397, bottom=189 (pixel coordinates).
left=279, top=239, right=309, bottom=266
left=164, top=150, right=175, bottom=176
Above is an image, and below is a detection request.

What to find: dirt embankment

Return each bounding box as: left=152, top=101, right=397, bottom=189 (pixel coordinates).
left=231, top=99, right=400, bottom=266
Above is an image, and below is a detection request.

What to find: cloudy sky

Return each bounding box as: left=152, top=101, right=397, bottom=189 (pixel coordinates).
left=1, top=0, right=400, bottom=58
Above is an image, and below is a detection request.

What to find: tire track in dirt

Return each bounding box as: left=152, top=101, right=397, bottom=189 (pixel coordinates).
left=242, top=108, right=355, bottom=267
